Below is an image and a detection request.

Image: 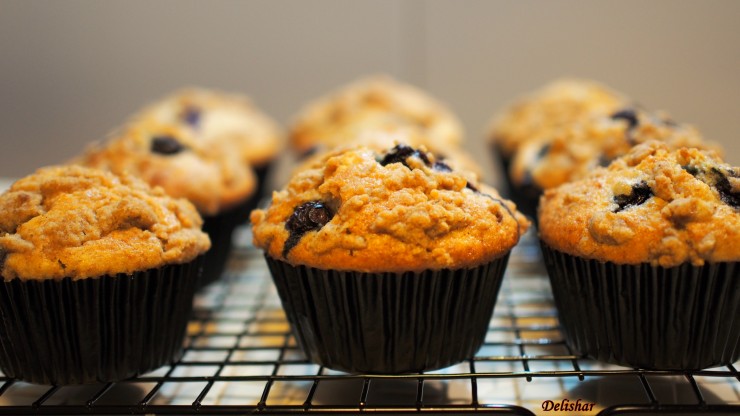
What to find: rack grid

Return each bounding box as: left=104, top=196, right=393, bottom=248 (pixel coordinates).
left=0, top=229, right=737, bottom=415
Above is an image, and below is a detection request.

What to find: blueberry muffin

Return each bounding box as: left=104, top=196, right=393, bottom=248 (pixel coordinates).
left=135, top=87, right=283, bottom=193
left=0, top=165, right=210, bottom=384
left=487, top=79, right=629, bottom=212
left=77, top=118, right=255, bottom=286
left=539, top=141, right=739, bottom=369
left=509, top=108, right=718, bottom=219
left=289, top=75, right=464, bottom=158
left=251, top=144, right=529, bottom=373
left=488, top=78, right=629, bottom=163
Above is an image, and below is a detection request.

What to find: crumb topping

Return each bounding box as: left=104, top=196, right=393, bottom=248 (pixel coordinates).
left=290, top=75, right=463, bottom=157
left=0, top=165, right=211, bottom=280
left=539, top=142, right=739, bottom=266
left=76, top=119, right=256, bottom=216
left=251, top=145, right=529, bottom=272
left=489, top=79, right=628, bottom=156
left=139, top=87, right=283, bottom=167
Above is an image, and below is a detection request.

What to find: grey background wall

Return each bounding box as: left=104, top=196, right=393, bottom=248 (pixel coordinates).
left=1, top=0, right=738, bottom=183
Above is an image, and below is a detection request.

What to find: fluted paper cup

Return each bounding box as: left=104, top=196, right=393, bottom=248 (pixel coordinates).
left=0, top=257, right=202, bottom=384
left=541, top=242, right=739, bottom=370
left=264, top=254, right=511, bottom=374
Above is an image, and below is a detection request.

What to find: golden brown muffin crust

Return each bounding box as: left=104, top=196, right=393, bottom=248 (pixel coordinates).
left=251, top=145, right=529, bottom=272
left=77, top=119, right=256, bottom=216
left=138, top=87, right=283, bottom=168
left=510, top=109, right=719, bottom=190
left=0, top=165, right=211, bottom=280
left=489, top=78, right=629, bottom=157
left=539, top=142, right=739, bottom=267
left=289, top=75, right=464, bottom=156
left=293, top=130, right=483, bottom=182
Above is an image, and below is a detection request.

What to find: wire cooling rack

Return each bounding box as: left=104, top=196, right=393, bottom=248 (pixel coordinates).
left=0, top=228, right=737, bottom=415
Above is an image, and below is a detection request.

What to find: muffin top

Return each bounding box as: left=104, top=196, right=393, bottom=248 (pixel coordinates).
left=77, top=118, right=256, bottom=216
left=539, top=142, right=739, bottom=267
left=293, top=130, right=484, bottom=181
left=135, top=87, right=283, bottom=167
left=289, top=75, right=464, bottom=157
left=510, top=108, right=716, bottom=190
left=251, top=144, right=529, bottom=272
left=489, top=78, right=628, bottom=157
left=0, top=165, right=211, bottom=280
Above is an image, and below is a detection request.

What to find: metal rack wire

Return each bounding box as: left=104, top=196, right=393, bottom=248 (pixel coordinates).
left=0, top=229, right=737, bottom=415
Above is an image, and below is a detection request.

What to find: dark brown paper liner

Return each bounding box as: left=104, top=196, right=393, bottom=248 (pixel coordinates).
left=265, top=254, right=511, bottom=374
left=200, top=195, right=260, bottom=288
left=540, top=242, right=740, bottom=370
left=491, top=142, right=513, bottom=190
left=0, top=257, right=202, bottom=385
left=507, top=183, right=541, bottom=226
left=253, top=160, right=275, bottom=200
left=490, top=142, right=540, bottom=223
